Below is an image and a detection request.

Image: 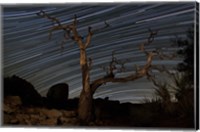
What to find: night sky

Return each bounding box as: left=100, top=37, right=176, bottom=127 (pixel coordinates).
left=2, top=2, right=195, bottom=103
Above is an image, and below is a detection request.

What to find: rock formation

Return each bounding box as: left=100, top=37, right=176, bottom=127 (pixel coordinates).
left=46, top=83, right=69, bottom=109
left=4, top=75, right=42, bottom=106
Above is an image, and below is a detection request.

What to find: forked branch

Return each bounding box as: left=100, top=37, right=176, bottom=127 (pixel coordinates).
left=37, top=10, right=109, bottom=50
left=90, top=30, right=159, bottom=94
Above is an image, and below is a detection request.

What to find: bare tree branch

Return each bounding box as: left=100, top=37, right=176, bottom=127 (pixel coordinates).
left=147, top=28, right=158, bottom=44
left=90, top=30, right=159, bottom=93
left=37, top=10, right=110, bottom=51
left=84, top=27, right=93, bottom=48
left=37, top=10, right=62, bottom=27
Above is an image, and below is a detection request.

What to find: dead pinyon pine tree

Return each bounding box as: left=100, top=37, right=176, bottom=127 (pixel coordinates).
left=37, top=10, right=172, bottom=124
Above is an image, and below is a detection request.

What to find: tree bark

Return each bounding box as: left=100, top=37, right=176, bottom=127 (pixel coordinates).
left=78, top=89, right=94, bottom=124
left=78, top=48, right=94, bottom=124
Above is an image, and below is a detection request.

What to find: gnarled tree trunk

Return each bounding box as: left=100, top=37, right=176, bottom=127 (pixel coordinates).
left=78, top=48, right=94, bottom=124
left=78, top=89, right=94, bottom=124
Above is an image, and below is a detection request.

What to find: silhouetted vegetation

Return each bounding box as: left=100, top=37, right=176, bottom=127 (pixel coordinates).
left=173, top=28, right=195, bottom=126
left=177, top=28, right=194, bottom=84
left=144, top=28, right=195, bottom=128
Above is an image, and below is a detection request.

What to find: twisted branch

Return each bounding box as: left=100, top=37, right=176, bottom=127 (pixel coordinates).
left=90, top=30, right=159, bottom=94
left=37, top=10, right=110, bottom=50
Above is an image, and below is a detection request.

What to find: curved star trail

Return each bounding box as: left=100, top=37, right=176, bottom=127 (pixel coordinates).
left=2, top=3, right=195, bottom=103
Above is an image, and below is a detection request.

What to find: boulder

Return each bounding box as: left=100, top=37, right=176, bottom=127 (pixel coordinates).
left=59, top=117, right=79, bottom=125
left=3, top=96, right=22, bottom=114
left=24, top=107, right=37, bottom=114
left=29, top=114, right=42, bottom=125
left=40, top=118, right=58, bottom=126
left=4, top=75, right=42, bottom=106
left=40, top=109, right=63, bottom=118
left=16, top=114, right=30, bottom=124
left=3, top=104, right=15, bottom=114
left=3, top=114, right=16, bottom=124
left=9, top=119, right=19, bottom=124
left=4, top=96, right=22, bottom=106
left=47, top=83, right=69, bottom=109
left=61, top=110, right=77, bottom=118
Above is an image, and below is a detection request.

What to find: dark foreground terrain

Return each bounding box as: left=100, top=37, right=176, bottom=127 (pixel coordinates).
left=3, top=95, right=194, bottom=128
left=3, top=75, right=194, bottom=128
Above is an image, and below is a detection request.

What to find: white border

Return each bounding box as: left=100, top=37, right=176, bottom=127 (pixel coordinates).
left=0, top=0, right=199, bottom=132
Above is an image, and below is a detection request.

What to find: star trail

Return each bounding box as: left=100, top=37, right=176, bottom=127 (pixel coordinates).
left=2, top=2, right=195, bottom=103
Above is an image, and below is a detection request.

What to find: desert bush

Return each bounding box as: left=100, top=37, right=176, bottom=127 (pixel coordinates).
left=170, top=73, right=194, bottom=119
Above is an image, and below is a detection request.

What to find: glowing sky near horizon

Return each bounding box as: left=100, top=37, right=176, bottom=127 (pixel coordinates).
left=2, top=3, right=195, bottom=103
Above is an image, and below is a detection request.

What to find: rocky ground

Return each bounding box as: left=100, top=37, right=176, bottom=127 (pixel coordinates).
left=3, top=96, right=79, bottom=126
left=3, top=76, right=195, bottom=128
left=3, top=96, right=195, bottom=129
left=3, top=96, right=132, bottom=127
